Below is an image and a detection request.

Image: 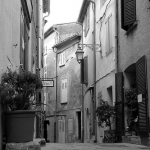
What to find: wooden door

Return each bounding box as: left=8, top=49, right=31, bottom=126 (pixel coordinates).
left=136, top=55, right=149, bottom=137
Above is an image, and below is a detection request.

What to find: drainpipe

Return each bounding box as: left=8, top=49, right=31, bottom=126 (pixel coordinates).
left=88, top=0, right=97, bottom=142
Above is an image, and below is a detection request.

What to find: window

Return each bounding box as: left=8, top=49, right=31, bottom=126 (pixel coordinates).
left=84, top=5, right=90, bottom=36
left=84, top=56, right=88, bottom=84
left=61, top=79, right=67, bottom=103
left=59, top=52, right=65, bottom=67
left=121, top=0, right=136, bottom=31
left=105, top=14, right=113, bottom=55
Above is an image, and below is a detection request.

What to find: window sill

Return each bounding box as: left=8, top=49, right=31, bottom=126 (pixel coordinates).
left=125, top=21, right=138, bottom=35
left=106, top=48, right=113, bottom=57
left=59, top=64, right=65, bottom=68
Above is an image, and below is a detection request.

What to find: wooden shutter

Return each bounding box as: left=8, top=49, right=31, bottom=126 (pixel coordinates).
left=80, top=59, right=84, bottom=84
left=121, top=0, right=136, bottom=30
left=84, top=56, right=88, bottom=84
left=115, top=72, right=124, bottom=139
left=136, top=55, right=149, bottom=137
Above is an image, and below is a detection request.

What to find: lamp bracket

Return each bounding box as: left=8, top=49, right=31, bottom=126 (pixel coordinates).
left=78, top=44, right=100, bottom=51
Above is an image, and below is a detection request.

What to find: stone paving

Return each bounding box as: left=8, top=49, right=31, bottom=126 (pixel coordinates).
left=41, top=143, right=150, bottom=150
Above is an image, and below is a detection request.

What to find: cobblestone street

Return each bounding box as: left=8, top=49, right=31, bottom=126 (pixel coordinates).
left=41, top=143, right=149, bottom=150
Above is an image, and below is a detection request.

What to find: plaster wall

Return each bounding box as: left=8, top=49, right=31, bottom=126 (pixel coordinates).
left=44, top=32, right=56, bottom=116
left=0, top=1, right=21, bottom=148
left=95, top=0, right=116, bottom=143
left=44, top=32, right=56, bottom=142
left=118, top=0, right=150, bottom=125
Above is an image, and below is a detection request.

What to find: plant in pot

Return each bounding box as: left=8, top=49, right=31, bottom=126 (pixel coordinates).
left=0, top=70, right=43, bottom=143
left=96, top=99, right=116, bottom=143
left=124, top=87, right=138, bottom=136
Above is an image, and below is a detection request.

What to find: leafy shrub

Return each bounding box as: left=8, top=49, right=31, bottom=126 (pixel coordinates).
left=96, top=99, right=116, bottom=130
left=0, top=70, right=43, bottom=111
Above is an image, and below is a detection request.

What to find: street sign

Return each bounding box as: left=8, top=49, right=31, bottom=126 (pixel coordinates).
left=42, top=79, right=54, bottom=87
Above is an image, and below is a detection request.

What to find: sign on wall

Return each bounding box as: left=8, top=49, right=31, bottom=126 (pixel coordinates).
left=42, top=78, right=54, bottom=87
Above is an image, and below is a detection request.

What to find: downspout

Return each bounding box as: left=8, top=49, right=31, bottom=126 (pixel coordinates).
left=88, top=0, right=97, bottom=142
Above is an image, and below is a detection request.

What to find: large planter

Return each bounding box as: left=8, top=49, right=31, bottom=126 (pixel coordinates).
left=4, top=110, right=37, bottom=143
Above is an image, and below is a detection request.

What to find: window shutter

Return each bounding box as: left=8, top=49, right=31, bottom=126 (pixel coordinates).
left=121, top=0, right=136, bottom=30
left=136, top=55, right=149, bottom=137
left=80, top=59, right=84, bottom=84
left=115, top=72, right=124, bottom=139
left=84, top=56, right=88, bottom=84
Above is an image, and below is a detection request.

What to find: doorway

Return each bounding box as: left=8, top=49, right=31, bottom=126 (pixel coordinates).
left=76, top=111, right=81, bottom=140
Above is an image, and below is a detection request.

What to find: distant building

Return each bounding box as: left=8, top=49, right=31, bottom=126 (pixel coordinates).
left=44, top=22, right=82, bottom=143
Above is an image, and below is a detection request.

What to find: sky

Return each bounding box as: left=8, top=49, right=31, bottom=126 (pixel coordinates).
left=44, top=0, right=84, bottom=32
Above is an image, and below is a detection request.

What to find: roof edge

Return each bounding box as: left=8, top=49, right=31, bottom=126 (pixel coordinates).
left=77, top=0, right=90, bottom=23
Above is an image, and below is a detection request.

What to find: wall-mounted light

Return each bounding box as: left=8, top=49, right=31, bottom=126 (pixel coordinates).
left=75, top=46, right=84, bottom=64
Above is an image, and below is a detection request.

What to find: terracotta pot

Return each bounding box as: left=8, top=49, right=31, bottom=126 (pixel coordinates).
left=4, top=110, right=37, bottom=143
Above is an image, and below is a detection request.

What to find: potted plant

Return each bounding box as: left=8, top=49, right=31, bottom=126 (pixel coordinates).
left=0, top=70, right=43, bottom=143
left=124, top=88, right=138, bottom=136
left=96, top=99, right=116, bottom=143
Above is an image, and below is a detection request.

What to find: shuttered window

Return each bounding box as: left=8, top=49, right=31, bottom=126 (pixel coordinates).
left=121, top=0, right=136, bottom=31
left=84, top=56, right=88, bottom=84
